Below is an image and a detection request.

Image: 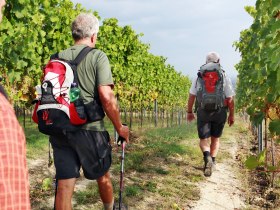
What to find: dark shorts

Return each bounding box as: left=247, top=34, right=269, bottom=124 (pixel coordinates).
left=49, top=130, right=112, bottom=180
left=197, top=108, right=227, bottom=139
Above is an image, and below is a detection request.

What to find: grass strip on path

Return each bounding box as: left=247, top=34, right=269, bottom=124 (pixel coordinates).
left=75, top=123, right=204, bottom=210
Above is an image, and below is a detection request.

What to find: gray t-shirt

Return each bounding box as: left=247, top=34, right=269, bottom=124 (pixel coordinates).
left=59, top=44, right=114, bottom=131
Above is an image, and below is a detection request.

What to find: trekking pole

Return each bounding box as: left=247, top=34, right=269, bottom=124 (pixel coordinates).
left=53, top=179, right=58, bottom=210
left=114, top=123, right=128, bottom=210
left=118, top=135, right=126, bottom=210
left=120, top=142, right=125, bottom=209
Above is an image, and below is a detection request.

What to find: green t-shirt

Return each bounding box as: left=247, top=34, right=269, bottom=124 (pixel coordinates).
left=58, top=44, right=114, bottom=131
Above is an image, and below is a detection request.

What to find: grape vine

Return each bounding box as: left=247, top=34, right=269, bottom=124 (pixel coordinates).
left=234, top=0, right=280, bottom=136
left=0, top=0, right=191, bottom=110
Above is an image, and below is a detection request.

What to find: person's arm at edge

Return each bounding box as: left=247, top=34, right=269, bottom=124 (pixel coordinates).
left=186, top=93, right=196, bottom=122
left=98, top=85, right=129, bottom=143
left=224, top=74, right=235, bottom=127
left=227, top=96, right=235, bottom=126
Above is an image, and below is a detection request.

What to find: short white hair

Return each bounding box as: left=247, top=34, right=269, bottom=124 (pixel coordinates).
left=206, top=52, right=220, bottom=63
left=72, top=13, right=99, bottom=41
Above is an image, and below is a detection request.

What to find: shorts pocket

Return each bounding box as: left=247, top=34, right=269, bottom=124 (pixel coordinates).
left=95, top=131, right=112, bottom=159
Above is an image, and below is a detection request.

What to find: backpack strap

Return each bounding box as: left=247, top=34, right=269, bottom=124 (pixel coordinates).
left=70, top=46, right=94, bottom=86
left=50, top=52, right=59, bottom=60
left=195, top=71, right=201, bottom=88
left=71, top=46, right=94, bottom=66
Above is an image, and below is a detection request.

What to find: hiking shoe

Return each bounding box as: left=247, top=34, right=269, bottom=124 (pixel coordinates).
left=204, top=156, right=213, bottom=177
left=212, top=162, right=216, bottom=171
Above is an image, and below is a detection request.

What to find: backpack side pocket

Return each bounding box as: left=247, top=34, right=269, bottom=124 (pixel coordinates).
left=84, top=100, right=105, bottom=122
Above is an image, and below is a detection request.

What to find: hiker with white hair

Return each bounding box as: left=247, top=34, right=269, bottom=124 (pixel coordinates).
left=49, top=13, right=129, bottom=210
left=186, top=51, right=235, bottom=177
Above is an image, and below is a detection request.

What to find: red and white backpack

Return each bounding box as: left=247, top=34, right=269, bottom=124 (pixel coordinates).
left=32, top=47, right=93, bottom=136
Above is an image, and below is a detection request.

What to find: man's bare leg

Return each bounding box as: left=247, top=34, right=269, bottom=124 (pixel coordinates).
left=97, top=172, right=114, bottom=210
left=55, top=178, right=76, bottom=210
left=210, top=136, right=220, bottom=162
left=199, top=138, right=210, bottom=152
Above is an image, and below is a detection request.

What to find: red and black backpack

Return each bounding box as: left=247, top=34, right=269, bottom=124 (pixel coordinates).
left=196, top=62, right=226, bottom=111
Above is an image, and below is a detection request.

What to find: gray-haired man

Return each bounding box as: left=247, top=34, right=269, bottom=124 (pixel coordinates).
left=186, top=52, right=235, bottom=177
left=50, top=13, right=129, bottom=210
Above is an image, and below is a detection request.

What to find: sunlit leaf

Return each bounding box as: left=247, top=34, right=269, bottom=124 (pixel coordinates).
left=245, top=156, right=259, bottom=170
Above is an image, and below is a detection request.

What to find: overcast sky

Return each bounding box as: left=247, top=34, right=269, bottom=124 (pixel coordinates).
left=71, top=0, right=256, bottom=79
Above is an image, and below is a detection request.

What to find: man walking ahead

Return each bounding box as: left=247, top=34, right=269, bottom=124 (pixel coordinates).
left=50, top=13, right=129, bottom=210
left=186, top=52, right=235, bottom=177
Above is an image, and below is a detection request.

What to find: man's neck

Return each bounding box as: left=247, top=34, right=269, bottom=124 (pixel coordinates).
left=75, top=39, right=94, bottom=47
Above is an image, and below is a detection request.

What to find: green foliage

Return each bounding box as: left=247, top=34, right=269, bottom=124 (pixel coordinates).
left=234, top=0, right=280, bottom=136
left=74, top=183, right=99, bottom=205
left=18, top=116, right=49, bottom=158
left=0, top=0, right=86, bottom=104
left=125, top=185, right=142, bottom=197
left=245, top=150, right=266, bottom=170
left=0, top=1, right=191, bottom=109
left=125, top=123, right=199, bottom=173
left=41, top=177, right=52, bottom=191
left=269, top=119, right=280, bottom=135
left=144, top=181, right=157, bottom=192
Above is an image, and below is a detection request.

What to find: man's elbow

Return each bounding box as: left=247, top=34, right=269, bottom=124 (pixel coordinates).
left=226, top=96, right=235, bottom=109
left=226, top=96, right=234, bottom=103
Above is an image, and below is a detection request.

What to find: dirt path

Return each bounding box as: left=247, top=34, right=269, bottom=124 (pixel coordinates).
left=189, top=127, right=247, bottom=210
